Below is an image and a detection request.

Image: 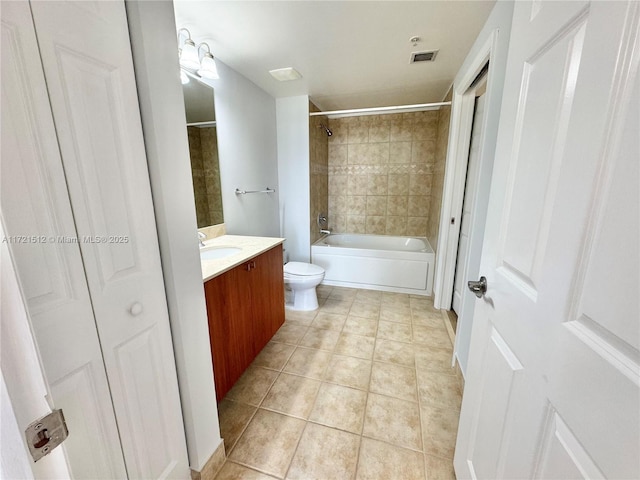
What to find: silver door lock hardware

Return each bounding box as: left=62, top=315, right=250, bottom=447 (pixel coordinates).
left=25, top=409, right=68, bottom=462
left=468, top=276, right=488, bottom=298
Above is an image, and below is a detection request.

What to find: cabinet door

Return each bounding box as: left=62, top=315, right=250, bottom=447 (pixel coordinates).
left=251, top=245, right=285, bottom=353
left=205, top=263, right=253, bottom=402
left=29, top=1, right=189, bottom=477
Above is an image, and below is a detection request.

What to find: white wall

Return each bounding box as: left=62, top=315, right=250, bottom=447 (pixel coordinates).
left=276, top=96, right=311, bottom=262
left=125, top=2, right=221, bottom=471
left=205, top=62, right=280, bottom=237
left=451, top=0, right=515, bottom=375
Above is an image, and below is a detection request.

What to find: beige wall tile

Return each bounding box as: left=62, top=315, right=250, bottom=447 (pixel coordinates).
left=365, top=216, right=386, bottom=235
left=390, top=123, right=413, bottom=142
left=369, top=124, right=390, bottom=143
left=328, top=144, right=347, bottom=165
left=409, top=173, right=433, bottom=195
left=348, top=124, right=369, bottom=144
left=386, top=196, right=408, bottom=216
left=326, top=110, right=445, bottom=239
left=328, top=123, right=348, bottom=144
left=328, top=195, right=346, bottom=216
left=328, top=175, right=347, bottom=195
left=347, top=174, right=368, bottom=195
left=389, top=142, right=412, bottom=164
left=367, top=175, right=388, bottom=195
left=411, top=140, right=436, bottom=164
left=385, top=216, right=407, bottom=235
left=347, top=215, right=367, bottom=233
left=408, top=195, right=430, bottom=216
left=348, top=143, right=367, bottom=164
left=331, top=213, right=347, bottom=233
left=407, top=216, right=429, bottom=237
left=346, top=195, right=367, bottom=215
left=388, top=174, right=410, bottom=195
left=366, top=196, right=387, bottom=216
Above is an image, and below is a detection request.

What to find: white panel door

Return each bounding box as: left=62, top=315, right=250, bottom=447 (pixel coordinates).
left=1, top=3, right=127, bottom=478
left=455, top=2, right=639, bottom=478
left=28, top=1, right=189, bottom=478
left=452, top=94, right=486, bottom=314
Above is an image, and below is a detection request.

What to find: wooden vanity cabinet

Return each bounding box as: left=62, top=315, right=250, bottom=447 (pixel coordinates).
left=204, top=244, right=285, bottom=401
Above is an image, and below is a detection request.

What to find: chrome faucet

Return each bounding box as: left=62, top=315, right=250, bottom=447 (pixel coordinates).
left=198, top=231, right=206, bottom=247
left=318, top=213, right=330, bottom=235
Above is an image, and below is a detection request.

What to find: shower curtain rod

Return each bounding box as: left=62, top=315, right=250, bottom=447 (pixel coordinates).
left=309, top=101, right=452, bottom=117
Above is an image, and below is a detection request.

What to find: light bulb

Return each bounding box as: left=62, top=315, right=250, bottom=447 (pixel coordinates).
left=197, top=52, right=219, bottom=80
left=179, top=38, right=200, bottom=70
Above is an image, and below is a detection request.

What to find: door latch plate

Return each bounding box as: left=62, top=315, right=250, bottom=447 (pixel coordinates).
left=25, top=409, right=68, bottom=462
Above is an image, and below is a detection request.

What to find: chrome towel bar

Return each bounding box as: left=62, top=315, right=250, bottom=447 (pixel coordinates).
left=235, top=187, right=276, bottom=195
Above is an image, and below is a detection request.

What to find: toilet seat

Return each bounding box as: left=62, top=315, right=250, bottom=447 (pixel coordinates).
left=284, top=262, right=324, bottom=276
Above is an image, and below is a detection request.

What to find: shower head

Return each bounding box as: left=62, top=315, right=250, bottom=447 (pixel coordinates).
left=319, top=123, right=333, bottom=136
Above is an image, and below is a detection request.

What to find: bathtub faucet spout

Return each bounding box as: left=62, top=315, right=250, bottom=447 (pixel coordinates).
left=320, top=229, right=331, bottom=235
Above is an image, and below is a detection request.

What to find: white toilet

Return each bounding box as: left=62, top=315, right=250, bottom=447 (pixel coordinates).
left=284, top=262, right=325, bottom=311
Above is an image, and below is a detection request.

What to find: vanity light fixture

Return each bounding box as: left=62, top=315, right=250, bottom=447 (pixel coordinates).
left=177, top=28, right=200, bottom=70
left=197, top=43, right=219, bottom=80
left=178, top=28, right=219, bottom=80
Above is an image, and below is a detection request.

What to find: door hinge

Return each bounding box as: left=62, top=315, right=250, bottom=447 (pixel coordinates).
left=25, top=409, right=69, bottom=462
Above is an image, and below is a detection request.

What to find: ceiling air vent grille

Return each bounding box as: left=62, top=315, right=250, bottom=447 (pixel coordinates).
left=410, top=50, right=438, bottom=63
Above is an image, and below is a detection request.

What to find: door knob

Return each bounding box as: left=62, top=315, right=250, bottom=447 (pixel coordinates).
left=129, top=302, right=143, bottom=316
left=468, top=276, right=487, bottom=298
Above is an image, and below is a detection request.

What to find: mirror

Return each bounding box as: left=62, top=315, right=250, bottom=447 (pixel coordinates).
left=182, top=73, right=223, bottom=228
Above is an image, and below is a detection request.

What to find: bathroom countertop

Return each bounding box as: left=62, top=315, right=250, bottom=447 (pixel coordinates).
left=200, top=234, right=285, bottom=282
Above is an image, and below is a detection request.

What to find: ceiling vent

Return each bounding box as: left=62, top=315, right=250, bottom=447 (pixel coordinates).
left=410, top=50, right=438, bottom=63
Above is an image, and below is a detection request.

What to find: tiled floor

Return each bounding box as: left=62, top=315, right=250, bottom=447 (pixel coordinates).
left=214, top=286, right=461, bottom=480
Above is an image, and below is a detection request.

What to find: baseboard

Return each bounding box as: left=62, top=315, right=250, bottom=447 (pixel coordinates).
left=190, top=441, right=226, bottom=480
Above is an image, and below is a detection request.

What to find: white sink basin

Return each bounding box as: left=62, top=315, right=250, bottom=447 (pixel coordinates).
left=200, top=246, right=242, bottom=261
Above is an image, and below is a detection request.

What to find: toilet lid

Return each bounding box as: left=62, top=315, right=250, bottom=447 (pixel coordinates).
left=284, top=262, right=325, bottom=276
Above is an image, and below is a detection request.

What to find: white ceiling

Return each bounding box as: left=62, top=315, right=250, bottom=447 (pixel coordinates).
left=173, top=1, right=495, bottom=111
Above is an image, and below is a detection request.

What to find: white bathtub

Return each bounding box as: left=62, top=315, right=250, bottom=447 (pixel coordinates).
left=311, top=234, right=434, bottom=296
